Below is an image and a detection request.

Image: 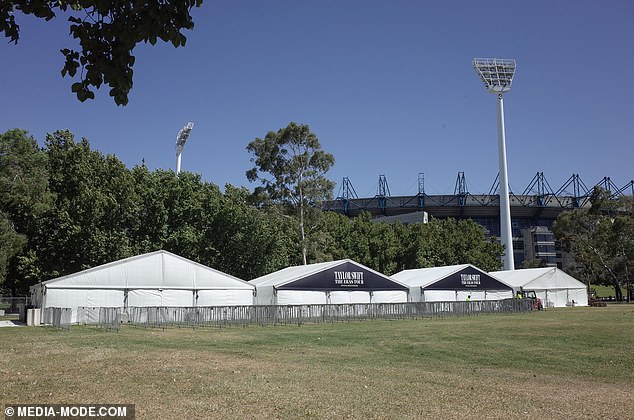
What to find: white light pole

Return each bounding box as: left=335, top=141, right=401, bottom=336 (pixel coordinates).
left=175, top=122, right=194, bottom=174
left=473, top=58, right=516, bottom=270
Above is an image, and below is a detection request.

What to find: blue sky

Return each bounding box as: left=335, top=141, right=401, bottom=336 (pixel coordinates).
left=2, top=0, right=633, bottom=197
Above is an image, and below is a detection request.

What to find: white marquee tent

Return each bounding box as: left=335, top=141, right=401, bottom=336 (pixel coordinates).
left=30, top=250, right=254, bottom=322
left=250, top=259, right=409, bottom=305
left=491, top=267, right=588, bottom=307
left=392, top=264, right=514, bottom=302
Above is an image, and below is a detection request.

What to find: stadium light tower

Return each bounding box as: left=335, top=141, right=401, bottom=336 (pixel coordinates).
left=175, top=122, right=194, bottom=174
left=473, top=58, right=516, bottom=271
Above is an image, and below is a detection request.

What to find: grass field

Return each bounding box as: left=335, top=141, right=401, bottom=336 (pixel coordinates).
left=1, top=306, right=633, bottom=419
left=591, top=284, right=629, bottom=299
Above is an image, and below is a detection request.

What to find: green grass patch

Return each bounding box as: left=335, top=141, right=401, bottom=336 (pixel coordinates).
left=591, top=283, right=627, bottom=298
left=1, top=306, right=632, bottom=418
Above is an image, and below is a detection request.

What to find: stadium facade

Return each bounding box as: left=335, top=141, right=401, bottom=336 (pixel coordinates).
left=322, top=173, right=633, bottom=270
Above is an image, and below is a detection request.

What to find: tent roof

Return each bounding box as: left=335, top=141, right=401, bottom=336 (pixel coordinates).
left=38, top=250, right=253, bottom=290
left=392, top=264, right=513, bottom=290
left=391, top=264, right=470, bottom=288
left=250, top=259, right=408, bottom=290
left=250, top=260, right=342, bottom=287
left=491, top=267, right=586, bottom=290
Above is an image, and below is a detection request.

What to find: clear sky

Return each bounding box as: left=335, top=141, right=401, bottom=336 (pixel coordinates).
left=2, top=0, right=633, bottom=197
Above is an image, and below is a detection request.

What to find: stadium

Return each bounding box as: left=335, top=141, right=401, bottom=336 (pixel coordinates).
left=323, top=172, right=634, bottom=270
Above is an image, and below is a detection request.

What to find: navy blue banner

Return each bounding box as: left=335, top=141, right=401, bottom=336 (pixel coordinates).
left=277, top=261, right=407, bottom=291
left=422, top=266, right=512, bottom=290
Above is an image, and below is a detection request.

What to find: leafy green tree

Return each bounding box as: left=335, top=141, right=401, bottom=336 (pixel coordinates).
left=304, top=210, right=350, bottom=264
left=609, top=212, right=634, bottom=301
left=395, top=218, right=503, bottom=272
left=311, top=211, right=503, bottom=275
left=129, top=164, right=170, bottom=254
left=447, top=218, right=504, bottom=271
left=366, top=221, right=401, bottom=275
left=1, top=126, right=510, bottom=292
left=128, top=167, right=222, bottom=264
left=159, top=171, right=220, bottom=264
left=246, top=122, right=335, bottom=265
left=210, top=185, right=292, bottom=279
left=335, top=212, right=400, bottom=275
left=0, top=129, right=52, bottom=293
left=554, top=188, right=634, bottom=301
left=339, top=212, right=373, bottom=267
left=0, top=212, right=26, bottom=292
left=128, top=170, right=293, bottom=279
left=14, top=130, right=139, bottom=284
left=2, top=1, right=203, bottom=105
left=0, top=129, right=52, bottom=234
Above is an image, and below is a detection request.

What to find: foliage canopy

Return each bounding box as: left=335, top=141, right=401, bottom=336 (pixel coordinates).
left=553, top=187, right=634, bottom=300
left=246, top=122, right=335, bottom=264
left=2, top=1, right=203, bottom=105
left=1, top=128, right=505, bottom=295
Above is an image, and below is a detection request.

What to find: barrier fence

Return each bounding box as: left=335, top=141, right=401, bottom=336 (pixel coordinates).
left=76, top=307, right=121, bottom=331
left=41, top=307, right=72, bottom=330
left=99, top=307, right=121, bottom=331
left=0, top=296, right=28, bottom=319
left=74, top=299, right=533, bottom=329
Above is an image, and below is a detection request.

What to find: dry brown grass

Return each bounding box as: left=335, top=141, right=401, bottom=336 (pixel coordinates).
left=1, top=306, right=633, bottom=419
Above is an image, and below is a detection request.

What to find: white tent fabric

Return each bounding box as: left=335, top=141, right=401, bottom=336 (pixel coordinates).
left=45, top=289, right=124, bottom=309
left=491, top=267, right=588, bottom=307
left=392, top=264, right=514, bottom=302
left=277, top=290, right=327, bottom=305
left=329, top=291, right=371, bottom=304
left=420, top=290, right=457, bottom=302
left=250, top=259, right=409, bottom=305
left=372, top=290, right=408, bottom=303
left=197, top=289, right=253, bottom=306
left=30, top=250, right=254, bottom=322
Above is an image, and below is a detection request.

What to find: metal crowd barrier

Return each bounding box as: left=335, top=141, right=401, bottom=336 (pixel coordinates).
left=99, top=307, right=121, bottom=331
left=41, top=307, right=72, bottom=330
left=118, top=299, right=532, bottom=329
left=77, top=307, right=122, bottom=331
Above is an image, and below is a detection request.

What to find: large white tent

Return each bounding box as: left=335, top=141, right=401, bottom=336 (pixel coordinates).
left=392, top=264, right=514, bottom=302
left=491, top=267, right=588, bottom=307
left=250, top=259, right=409, bottom=305
left=30, top=250, right=254, bottom=322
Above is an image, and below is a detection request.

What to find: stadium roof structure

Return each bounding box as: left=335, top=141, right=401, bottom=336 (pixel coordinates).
left=324, top=173, right=634, bottom=219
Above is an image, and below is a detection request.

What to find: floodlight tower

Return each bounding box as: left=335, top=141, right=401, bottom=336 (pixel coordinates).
left=175, top=122, right=194, bottom=174
left=473, top=58, right=516, bottom=270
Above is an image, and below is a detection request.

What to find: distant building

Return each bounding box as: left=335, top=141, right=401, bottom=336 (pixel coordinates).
left=324, top=173, right=632, bottom=271
left=519, top=226, right=557, bottom=268
left=372, top=211, right=428, bottom=225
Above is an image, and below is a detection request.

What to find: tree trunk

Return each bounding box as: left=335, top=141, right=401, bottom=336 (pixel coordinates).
left=613, top=284, right=623, bottom=301
left=589, top=244, right=623, bottom=301
left=298, top=177, right=307, bottom=265
left=300, top=200, right=307, bottom=265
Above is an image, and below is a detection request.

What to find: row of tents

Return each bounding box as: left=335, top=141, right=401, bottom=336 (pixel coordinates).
left=30, top=250, right=589, bottom=322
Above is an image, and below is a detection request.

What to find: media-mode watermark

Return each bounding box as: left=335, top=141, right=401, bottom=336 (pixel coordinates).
left=4, top=404, right=134, bottom=419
